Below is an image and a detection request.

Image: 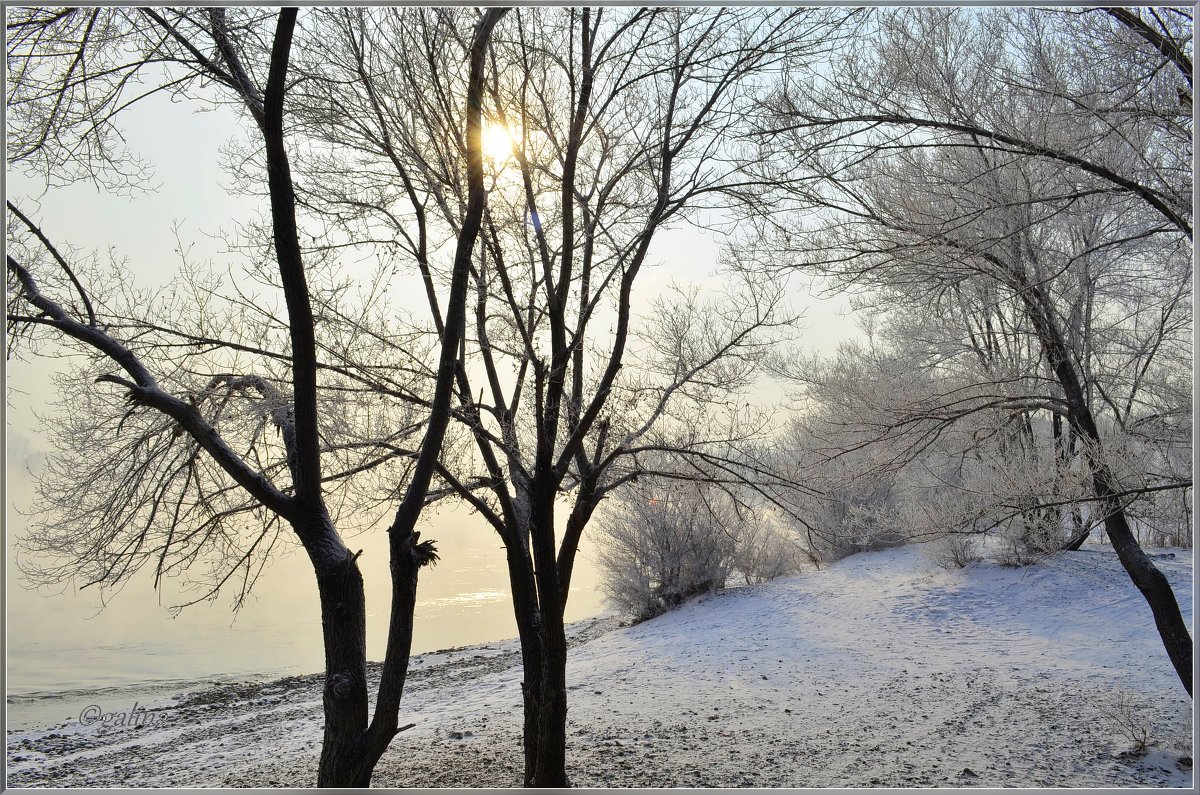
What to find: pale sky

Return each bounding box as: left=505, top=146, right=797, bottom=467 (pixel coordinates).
left=5, top=53, right=860, bottom=697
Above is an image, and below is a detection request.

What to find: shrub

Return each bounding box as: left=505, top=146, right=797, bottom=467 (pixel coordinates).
left=805, top=496, right=909, bottom=563
left=733, top=517, right=807, bottom=583
left=995, top=508, right=1069, bottom=567
left=1100, top=691, right=1154, bottom=756
left=995, top=533, right=1043, bottom=568
left=595, top=478, right=807, bottom=621
left=927, top=533, right=980, bottom=570
left=595, top=483, right=736, bottom=622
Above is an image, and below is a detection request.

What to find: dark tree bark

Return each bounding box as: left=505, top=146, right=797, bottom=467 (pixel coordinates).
left=312, top=542, right=371, bottom=786
left=532, top=617, right=570, bottom=787
left=6, top=6, right=508, bottom=787
left=505, top=541, right=546, bottom=786
left=276, top=8, right=822, bottom=786
left=258, top=13, right=376, bottom=785
left=1017, top=277, right=1193, bottom=696
left=504, top=479, right=603, bottom=786
left=527, top=480, right=570, bottom=787
left=302, top=8, right=510, bottom=786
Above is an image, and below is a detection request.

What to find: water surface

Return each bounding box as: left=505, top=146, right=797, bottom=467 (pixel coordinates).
left=6, top=503, right=606, bottom=731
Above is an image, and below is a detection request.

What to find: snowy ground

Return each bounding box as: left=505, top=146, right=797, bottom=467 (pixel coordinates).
left=5, top=542, right=1193, bottom=788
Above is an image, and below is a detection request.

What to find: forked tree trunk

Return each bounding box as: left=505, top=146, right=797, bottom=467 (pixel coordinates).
left=303, top=7, right=506, bottom=785
left=308, top=533, right=433, bottom=787
left=1019, top=280, right=1193, bottom=696
left=507, top=500, right=573, bottom=787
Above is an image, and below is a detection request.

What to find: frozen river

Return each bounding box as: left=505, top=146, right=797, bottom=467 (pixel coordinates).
left=6, top=503, right=606, bottom=730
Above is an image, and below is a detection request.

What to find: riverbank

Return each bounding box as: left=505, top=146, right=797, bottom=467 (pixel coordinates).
left=6, top=544, right=1193, bottom=787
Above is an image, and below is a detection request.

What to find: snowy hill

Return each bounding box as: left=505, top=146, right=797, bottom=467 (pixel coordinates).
left=6, top=543, right=1193, bottom=787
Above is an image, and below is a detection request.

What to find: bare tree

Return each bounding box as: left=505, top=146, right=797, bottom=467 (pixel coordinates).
left=7, top=6, right=508, bottom=785
left=279, top=6, right=845, bottom=784
left=756, top=7, right=1192, bottom=693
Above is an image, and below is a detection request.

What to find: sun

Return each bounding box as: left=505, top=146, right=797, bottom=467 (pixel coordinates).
left=481, top=120, right=515, bottom=162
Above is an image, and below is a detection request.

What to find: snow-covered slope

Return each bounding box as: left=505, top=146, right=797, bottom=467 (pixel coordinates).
left=7, top=543, right=1193, bottom=788
left=549, top=543, right=1193, bottom=787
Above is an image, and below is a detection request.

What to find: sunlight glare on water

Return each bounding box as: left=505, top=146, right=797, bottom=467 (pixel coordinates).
left=5, top=494, right=607, bottom=731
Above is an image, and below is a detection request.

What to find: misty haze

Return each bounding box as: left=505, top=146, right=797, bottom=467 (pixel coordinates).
left=5, top=5, right=1193, bottom=789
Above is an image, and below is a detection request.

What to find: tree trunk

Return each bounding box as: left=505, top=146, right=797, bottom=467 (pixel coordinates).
left=521, top=667, right=541, bottom=787
left=1019, top=280, right=1193, bottom=696
left=530, top=610, right=570, bottom=787
left=1061, top=528, right=1089, bottom=552
left=1053, top=414, right=1089, bottom=553
left=516, top=617, right=570, bottom=787
left=1184, top=487, right=1193, bottom=547
left=508, top=482, right=573, bottom=787
left=516, top=612, right=545, bottom=786
left=261, top=13, right=380, bottom=784
left=310, top=10, right=508, bottom=785
left=299, top=520, right=440, bottom=787
left=500, top=525, right=548, bottom=787
left=312, top=548, right=373, bottom=787
left=1092, top=478, right=1193, bottom=695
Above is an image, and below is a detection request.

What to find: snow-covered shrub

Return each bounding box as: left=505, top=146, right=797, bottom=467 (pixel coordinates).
left=780, top=430, right=910, bottom=563
left=595, top=481, right=737, bottom=622
left=732, top=516, right=807, bottom=583
left=995, top=521, right=1047, bottom=567
left=994, top=510, right=1060, bottom=566
left=594, top=475, right=807, bottom=621
left=801, top=488, right=908, bottom=563
left=927, top=533, right=980, bottom=570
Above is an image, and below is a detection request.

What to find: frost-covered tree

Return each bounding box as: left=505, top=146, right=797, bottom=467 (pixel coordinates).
left=780, top=331, right=1103, bottom=564
left=755, top=7, right=1193, bottom=693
